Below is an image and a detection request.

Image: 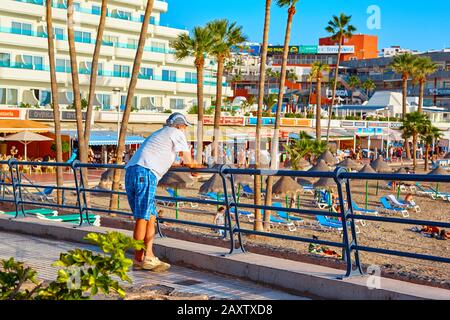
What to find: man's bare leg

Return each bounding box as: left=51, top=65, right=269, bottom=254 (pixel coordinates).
left=144, top=215, right=157, bottom=259
left=133, top=218, right=148, bottom=262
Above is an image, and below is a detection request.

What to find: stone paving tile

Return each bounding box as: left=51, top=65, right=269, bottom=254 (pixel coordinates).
left=0, top=231, right=308, bottom=300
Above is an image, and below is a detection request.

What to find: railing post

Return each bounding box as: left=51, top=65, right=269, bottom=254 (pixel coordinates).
left=225, top=170, right=246, bottom=254
left=8, top=158, right=24, bottom=218
left=334, top=167, right=364, bottom=278
left=219, top=165, right=240, bottom=255
left=71, top=161, right=89, bottom=227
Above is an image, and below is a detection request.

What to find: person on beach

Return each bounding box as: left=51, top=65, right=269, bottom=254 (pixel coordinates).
left=125, top=112, right=201, bottom=272
left=213, top=206, right=226, bottom=238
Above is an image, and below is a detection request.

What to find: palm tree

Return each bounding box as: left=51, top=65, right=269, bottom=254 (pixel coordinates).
left=84, top=0, right=108, bottom=143
left=241, top=95, right=255, bottom=114
left=285, top=131, right=327, bottom=170
left=207, top=19, right=247, bottom=163
left=325, top=13, right=357, bottom=143
left=231, top=71, right=242, bottom=94
left=400, top=111, right=429, bottom=170
left=67, top=0, right=89, bottom=187
left=46, top=0, right=63, bottom=205
left=263, top=94, right=278, bottom=113
left=348, top=75, right=360, bottom=101
left=171, top=26, right=215, bottom=164
left=362, top=78, right=376, bottom=98
left=390, top=52, right=417, bottom=159
left=253, top=0, right=272, bottom=233
left=109, top=0, right=155, bottom=211
left=264, top=0, right=299, bottom=231
left=420, top=121, right=442, bottom=171
left=265, top=67, right=274, bottom=94
left=310, top=62, right=330, bottom=140
left=412, top=57, right=438, bottom=113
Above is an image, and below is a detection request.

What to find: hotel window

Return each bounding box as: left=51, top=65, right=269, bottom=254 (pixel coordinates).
left=56, top=0, right=68, bottom=9
left=120, top=95, right=138, bottom=109
left=151, top=41, right=166, bottom=53
left=84, top=62, right=104, bottom=75
left=91, top=4, right=107, bottom=15
left=141, top=14, right=156, bottom=25
left=53, top=27, right=64, bottom=40
left=114, top=65, right=130, bottom=78
left=96, top=94, right=111, bottom=110
left=74, top=31, right=91, bottom=44
left=56, top=59, right=71, bottom=73
left=11, top=22, right=32, bottom=36
left=0, top=53, right=10, bottom=67
left=162, top=70, right=177, bottom=82
left=0, top=88, right=18, bottom=105
left=170, top=98, right=185, bottom=110
left=127, top=38, right=138, bottom=49
left=113, top=10, right=132, bottom=20
left=139, top=67, right=154, bottom=80
left=185, top=72, right=197, bottom=84
left=103, top=35, right=119, bottom=47
left=22, top=55, right=43, bottom=70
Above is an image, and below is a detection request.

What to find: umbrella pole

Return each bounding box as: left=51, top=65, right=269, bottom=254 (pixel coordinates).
left=237, top=184, right=241, bottom=204
left=175, top=188, right=179, bottom=220
left=365, top=181, right=369, bottom=210
left=286, top=195, right=290, bottom=220
left=376, top=180, right=379, bottom=196
left=397, top=185, right=401, bottom=199
left=435, top=183, right=439, bottom=198
left=297, top=192, right=300, bottom=209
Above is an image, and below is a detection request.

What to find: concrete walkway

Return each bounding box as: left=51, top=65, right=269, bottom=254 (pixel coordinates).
left=0, top=230, right=307, bottom=300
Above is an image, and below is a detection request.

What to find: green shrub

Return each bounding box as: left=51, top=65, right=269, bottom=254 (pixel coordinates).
left=0, top=232, right=144, bottom=300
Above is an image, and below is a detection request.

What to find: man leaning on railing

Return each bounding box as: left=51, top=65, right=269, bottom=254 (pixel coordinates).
left=124, top=112, right=201, bottom=272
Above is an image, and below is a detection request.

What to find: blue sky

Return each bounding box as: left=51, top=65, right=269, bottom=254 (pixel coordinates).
left=162, top=0, right=450, bottom=52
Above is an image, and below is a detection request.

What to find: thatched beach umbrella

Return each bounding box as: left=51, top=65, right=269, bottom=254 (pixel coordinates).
left=313, top=177, right=336, bottom=189
left=371, top=156, right=391, bottom=195
left=308, top=159, right=330, bottom=173
left=428, top=167, right=449, bottom=196
left=159, top=172, right=194, bottom=219
left=336, top=158, right=360, bottom=171
left=273, top=176, right=303, bottom=210
left=318, top=150, right=337, bottom=165
left=359, top=164, right=376, bottom=210
left=297, top=158, right=312, bottom=170
left=229, top=174, right=253, bottom=203
left=200, top=174, right=224, bottom=194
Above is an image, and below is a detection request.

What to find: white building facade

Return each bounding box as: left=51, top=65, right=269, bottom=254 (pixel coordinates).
left=0, top=0, right=230, bottom=113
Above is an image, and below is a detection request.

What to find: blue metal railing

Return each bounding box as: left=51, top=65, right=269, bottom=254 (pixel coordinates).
left=1, top=159, right=450, bottom=278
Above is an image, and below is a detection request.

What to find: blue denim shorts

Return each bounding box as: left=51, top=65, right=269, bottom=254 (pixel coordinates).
left=125, top=165, right=158, bottom=221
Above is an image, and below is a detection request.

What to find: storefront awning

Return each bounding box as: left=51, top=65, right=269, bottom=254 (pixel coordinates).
left=65, top=131, right=145, bottom=146
left=0, top=120, right=49, bottom=133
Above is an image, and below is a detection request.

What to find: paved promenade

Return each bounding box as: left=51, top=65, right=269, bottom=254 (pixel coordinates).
left=0, top=230, right=307, bottom=300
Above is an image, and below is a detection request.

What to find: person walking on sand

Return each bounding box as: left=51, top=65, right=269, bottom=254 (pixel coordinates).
left=125, top=112, right=200, bottom=272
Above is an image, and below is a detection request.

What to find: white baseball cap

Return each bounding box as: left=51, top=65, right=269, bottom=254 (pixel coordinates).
left=166, top=112, right=193, bottom=127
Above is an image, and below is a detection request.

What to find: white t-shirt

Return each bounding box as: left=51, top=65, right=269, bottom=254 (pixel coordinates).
left=125, top=126, right=190, bottom=181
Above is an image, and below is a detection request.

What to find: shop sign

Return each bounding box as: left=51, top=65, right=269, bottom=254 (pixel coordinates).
left=299, top=45, right=318, bottom=54
left=267, top=46, right=300, bottom=55
left=368, top=122, right=389, bottom=128
left=203, top=116, right=245, bottom=126
left=357, top=128, right=383, bottom=135
left=28, top=109, right=54, bottom=120
left=246, top=117, right=276, bottom=126
left=280, top=118, right=311, bottom=127
left=317, top=45, right=355, bottom=54
left=0, top=109, right=20, bottom=119
left=61, top=111, right=86, bottom=121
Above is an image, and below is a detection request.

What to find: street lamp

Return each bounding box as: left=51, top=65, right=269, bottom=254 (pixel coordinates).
left=112, top=88, right=121, bottom=142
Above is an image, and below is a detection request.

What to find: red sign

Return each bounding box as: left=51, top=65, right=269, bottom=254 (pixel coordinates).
left=0, top=109, right=20, bottom=119
left=203, top=116, right=245, bottom=126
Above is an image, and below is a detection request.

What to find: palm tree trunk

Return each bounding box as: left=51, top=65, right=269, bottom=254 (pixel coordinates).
left=418, top=80, right=424, bottom=113
left=316, top=77, right=322, bottom=140
left=84, top=0, right=108, bottom=142
left=196, top=61, right=205, bottom=164
left=46, top=0, right=63, bottom=205
left=412, top=133, right=417, bottom=170
left=402, top=77, right=411, bottom=159
left=425, top=143, right=430, bottom=171
left=67, top=0, right=89, bottom=190
left=326, top=34, right=343, bottom=144
left=109, top=0, right=155, bottom=211
left=264, top=5, right=295, bottom=231
left=213, top=57, right=224, bottom=163
left=254, top=0, right=271, bottom=232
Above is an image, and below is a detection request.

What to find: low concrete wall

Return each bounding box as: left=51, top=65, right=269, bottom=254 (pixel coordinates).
left=0, top=215, right=449, bottom=300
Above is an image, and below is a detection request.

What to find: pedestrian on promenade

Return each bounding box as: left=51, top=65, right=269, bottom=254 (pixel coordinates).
left=125, top=112, right=200, bottom=272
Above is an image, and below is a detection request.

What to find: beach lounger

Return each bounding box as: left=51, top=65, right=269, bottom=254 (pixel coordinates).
left=415, top=183, right=445, bottom=199
left=162, top=188, right=199, bottom=208
left=199, top=192, right=225, bottom=202
left=257, top=207, right=297, bottom=232
left=0, top=208, right=59, bottom=217
left=230, top=207, right=254, bottom=222
left=272, top=202, right=304, bottom=227
left=315, top=215, right=343, bottom=232
left=387, top=195, right=421, bottom=213
left=300, top=184, right=315, bottom=195
left=240, top=185, right=266, bottom=198
left=379, top=197, right=409, bottom=218
left=36, top=214, right=101, bottom=227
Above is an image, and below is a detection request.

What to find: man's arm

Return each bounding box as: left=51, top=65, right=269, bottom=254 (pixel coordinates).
left=180, top=151, right=202, bottom=168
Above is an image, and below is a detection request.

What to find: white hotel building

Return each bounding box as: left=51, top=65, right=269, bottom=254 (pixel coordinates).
left=0, top=0, right=230, bottom=115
